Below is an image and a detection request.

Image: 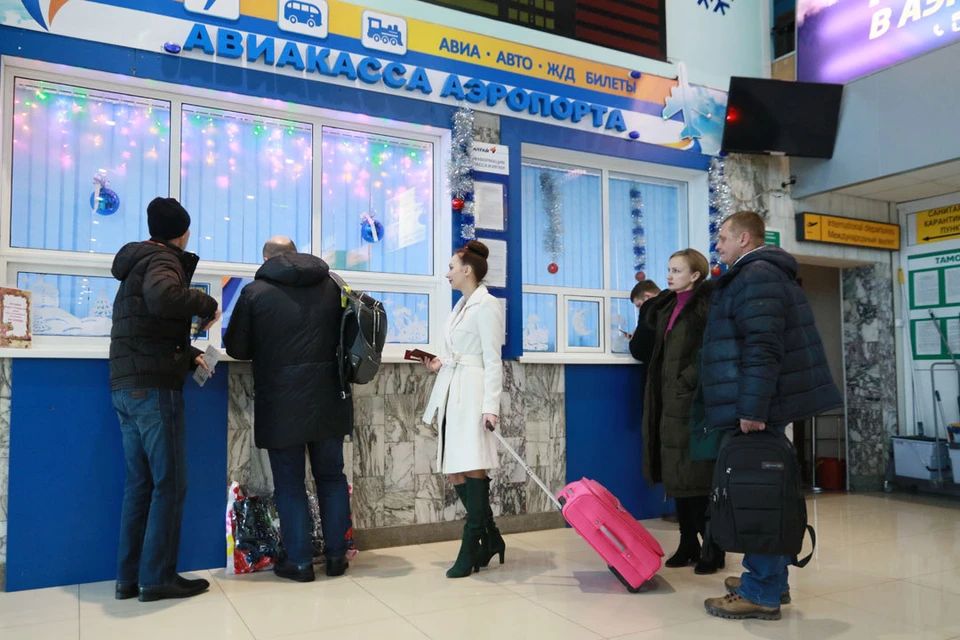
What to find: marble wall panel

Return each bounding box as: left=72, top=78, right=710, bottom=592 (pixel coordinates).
left=226, top=361, right=566, bottom=529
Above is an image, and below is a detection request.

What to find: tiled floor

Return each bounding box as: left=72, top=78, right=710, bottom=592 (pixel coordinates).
left=3, top=492, right=960, bottom=639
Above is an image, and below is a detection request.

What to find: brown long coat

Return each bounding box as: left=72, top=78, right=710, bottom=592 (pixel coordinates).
left=640, top=282, right=716, bottom=498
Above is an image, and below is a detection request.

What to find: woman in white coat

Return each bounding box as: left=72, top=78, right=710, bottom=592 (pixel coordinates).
left=421, top=240, right=505, bottom=578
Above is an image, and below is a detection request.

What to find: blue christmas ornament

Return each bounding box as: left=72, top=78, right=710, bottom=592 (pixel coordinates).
left=360, top=218, right=384, bottom=243
left=90, top=187, right=120, bottom=215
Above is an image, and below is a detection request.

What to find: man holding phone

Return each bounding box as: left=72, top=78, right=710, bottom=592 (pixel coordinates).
left=109, top=197, right=220, bottom=603
left=628, top=280, right=661, bottom=368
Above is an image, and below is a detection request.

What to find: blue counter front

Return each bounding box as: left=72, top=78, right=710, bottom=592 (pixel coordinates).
left=6, top=359, right=228, bottom=592
left=565, top=365, right=671, bottom=521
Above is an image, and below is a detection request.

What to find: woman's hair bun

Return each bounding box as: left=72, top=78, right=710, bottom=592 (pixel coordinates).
left=465, top=240, right=489, bottom=260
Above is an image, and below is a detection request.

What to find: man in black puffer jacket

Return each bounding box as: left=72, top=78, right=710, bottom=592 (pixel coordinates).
left=110, top=197, right=220, bottom=603
left=702, top=211, right=841, bottom=621
left=224, top=237, right=353, bottom=582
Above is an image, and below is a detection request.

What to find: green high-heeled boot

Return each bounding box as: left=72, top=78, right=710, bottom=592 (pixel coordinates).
left=446, top=477, right=485, bottom=579
left=478, top=478, right=506, bottom=568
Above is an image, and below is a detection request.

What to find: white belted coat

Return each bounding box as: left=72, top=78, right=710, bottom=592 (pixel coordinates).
left=422, top=286, right=504, bottom=474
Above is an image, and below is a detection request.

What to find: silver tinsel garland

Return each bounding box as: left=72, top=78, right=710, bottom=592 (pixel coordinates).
left=708, top=157, right=734, bottom=268
left=539, top=171, right=563, bottom=266
left=630, top=185, right=645, bottom=276
left=449, top=107, right=476, bottom=242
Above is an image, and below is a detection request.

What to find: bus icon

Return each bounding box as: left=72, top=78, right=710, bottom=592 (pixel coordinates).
left=284, top=1, right=322, bottom=28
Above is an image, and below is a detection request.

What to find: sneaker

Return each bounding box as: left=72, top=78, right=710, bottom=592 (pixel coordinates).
left=705, top=593, right=781, bottom=621
left=724, top=576, right=791, bottom=604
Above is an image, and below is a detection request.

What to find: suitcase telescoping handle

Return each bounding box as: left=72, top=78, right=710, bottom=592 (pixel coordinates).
left=486, top=421, right=563, bottom=511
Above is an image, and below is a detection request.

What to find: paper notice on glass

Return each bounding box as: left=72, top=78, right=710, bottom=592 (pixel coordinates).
left=484, top=239, right=507, bottom=289
left=193, top=345, right=222, bottom=387
left=475, top=182, right=505, bottom=231
left=916, top=320, right=944, bottom=356
left=0, top=288, right=31, bottom=348
left=391, top=188, right=427, bottom=250
left=946, top=268, right=960, bottom=305
left=913, top=270, right=941, bottom=307
left=948, top=318, right=960, bottom=355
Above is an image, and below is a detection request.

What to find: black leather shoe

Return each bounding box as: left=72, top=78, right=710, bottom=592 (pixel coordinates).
left=325, top=556, right=349, bottom=577
left=274, top=559, right=315, bottom=583
left=138, top=576, right=209, bottom=602
left=115, top=582, right=138, bottom=600
left=176, top=575, right=212, bottom=590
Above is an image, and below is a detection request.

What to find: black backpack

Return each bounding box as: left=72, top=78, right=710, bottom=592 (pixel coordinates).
left=329, top=273, right=387, bottom=398
left=706, top=429, right=816, bottom=567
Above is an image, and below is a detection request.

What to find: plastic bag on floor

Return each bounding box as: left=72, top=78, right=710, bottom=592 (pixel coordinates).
left=225, top=482, right=282, bottom=575
left=346, top=483, right=358, bottom=561
left=307, top=493, right=325, bottom=562
left=304, top=483, right=358, bottom=564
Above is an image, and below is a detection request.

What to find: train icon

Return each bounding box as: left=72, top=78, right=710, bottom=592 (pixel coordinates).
left=367, top=16, right=403, bottom=47
left=361, top=10, right=408, bottom=54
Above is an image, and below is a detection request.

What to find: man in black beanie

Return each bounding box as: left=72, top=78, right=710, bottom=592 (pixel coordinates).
left=109, top=196, right=220, bottom=603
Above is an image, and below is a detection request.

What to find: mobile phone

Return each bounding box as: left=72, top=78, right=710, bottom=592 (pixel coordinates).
left=618, top=327, right=630, bottom=337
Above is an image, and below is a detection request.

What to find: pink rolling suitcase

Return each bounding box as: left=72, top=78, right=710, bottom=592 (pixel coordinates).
left=487, top=424, right=664, bottom=592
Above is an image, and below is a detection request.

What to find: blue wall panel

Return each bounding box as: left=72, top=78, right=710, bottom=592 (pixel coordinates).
left=6, top=359, right=228, bottom=591
left=564, top=365, right=671, bottom=520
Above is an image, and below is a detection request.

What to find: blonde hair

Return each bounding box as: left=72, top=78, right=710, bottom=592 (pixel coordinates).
left=723, top=211, right=766, bottom=246
left=670, top=249, right=709, bottom=285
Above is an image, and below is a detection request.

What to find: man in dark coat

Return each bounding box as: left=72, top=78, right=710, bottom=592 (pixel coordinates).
left=702, top=212, right=842, bottom=621
left=110, top=197, right=220, bottom=603
left=224, top=237, right=353, bottom=582
left=628, top=279, right=661, bottom=372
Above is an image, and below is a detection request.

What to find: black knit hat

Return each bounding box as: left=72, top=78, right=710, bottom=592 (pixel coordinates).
left=147, top=197, right=191, bottom=241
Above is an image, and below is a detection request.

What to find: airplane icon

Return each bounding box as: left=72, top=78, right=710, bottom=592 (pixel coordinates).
left=662, top=62, right=712, bottom=140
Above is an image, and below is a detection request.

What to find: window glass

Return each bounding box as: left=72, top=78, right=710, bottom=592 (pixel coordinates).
left=521, top=162, right=602, bottom=289
left=10, top=79, right=171, bottom=254
left=321, top=128, right=434, bottom=276
left=180, top=105, right=313, bottom=263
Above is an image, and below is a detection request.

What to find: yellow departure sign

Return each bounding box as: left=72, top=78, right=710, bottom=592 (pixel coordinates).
left=796, top=212, right=900, bottom=251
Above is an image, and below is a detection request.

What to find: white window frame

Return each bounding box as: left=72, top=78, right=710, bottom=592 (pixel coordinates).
left=608, top=295, right=637, bottom=355
left=563, top=295, right=605, bottom=354
left=0, top=56, right=452, bottom=361
left=519, top=144, right=709, bottom=365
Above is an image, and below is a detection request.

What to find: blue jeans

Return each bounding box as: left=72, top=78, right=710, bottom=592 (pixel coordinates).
left=737, top=552, right=790, bottom=608
left=113, top=389, right=187, bottom=588
left=268, top=438, right=350, bottom=565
